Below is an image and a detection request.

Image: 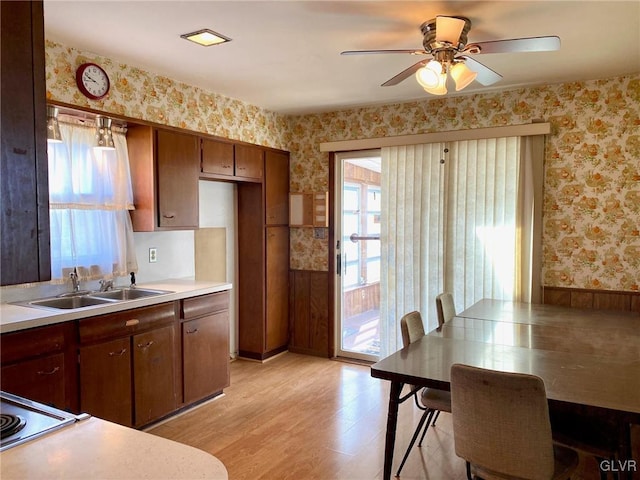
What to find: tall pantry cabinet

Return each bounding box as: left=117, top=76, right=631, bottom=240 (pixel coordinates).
left=237, top=150, right=290, bottom=360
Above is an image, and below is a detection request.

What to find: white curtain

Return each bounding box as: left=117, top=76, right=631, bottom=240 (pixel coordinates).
left=47, top=122, right=138, bottom=282
left=379, top=136, right=539, bottom=357
left=380, top=144, right=445, bottom=357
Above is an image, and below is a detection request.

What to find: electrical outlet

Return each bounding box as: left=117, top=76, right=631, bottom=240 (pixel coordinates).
left=149, top=247, right=157, bottom=263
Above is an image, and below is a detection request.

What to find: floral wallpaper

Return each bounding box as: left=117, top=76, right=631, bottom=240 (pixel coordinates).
left=45, top=41, right=640, bottom=292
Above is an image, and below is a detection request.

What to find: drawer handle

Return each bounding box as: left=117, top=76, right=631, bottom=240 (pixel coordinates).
left=37, top=366, right=60, bottom=376
left=137, top=340, right=155, bottom=349
left=109, top=349, right=127, bottom=357
left=162, top=214, right=175, bottom=219
left=125, top=319, right=139, bottom=327
left=186, top=328, right=199, bottom=334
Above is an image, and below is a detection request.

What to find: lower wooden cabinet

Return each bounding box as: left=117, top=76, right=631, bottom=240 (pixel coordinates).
left=78, top=302, right=177, bottom=428
left=0, top=322, right=77, bottom=412
left=80, top=337, right=132, bottom=426
left=181, top=292, right=230, bottom=404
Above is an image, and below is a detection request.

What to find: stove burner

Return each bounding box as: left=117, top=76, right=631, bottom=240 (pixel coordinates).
left=1, top=413, right=26, bottom=439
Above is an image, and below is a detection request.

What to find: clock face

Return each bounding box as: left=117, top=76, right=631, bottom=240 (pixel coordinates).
left=76, top=63, right=110, bottom=100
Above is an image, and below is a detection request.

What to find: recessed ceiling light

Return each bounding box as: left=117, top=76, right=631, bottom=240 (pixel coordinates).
left=180, top=29, right=231, bottom=47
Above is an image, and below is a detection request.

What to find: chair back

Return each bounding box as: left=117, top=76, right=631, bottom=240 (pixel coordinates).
left=436, top=292, right=456, bottom=329
left=450, top=364, right=555, bottom=480
left=400, top=311, right=425, bottom=348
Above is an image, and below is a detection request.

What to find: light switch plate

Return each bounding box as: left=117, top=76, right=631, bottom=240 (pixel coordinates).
left=149, top=247, right=157, bottom=263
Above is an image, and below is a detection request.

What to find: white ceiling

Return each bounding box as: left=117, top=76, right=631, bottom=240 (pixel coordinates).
left=44, top=1, right=640, bottom=115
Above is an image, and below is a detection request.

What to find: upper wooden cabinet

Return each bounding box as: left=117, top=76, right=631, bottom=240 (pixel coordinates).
left=0, top=0, right=51, bottom=285
left=127, top=125, right=199, bottom=231
left=265, top=150, right=289, bottom=225
left=201, top=139, right=264, bottom=182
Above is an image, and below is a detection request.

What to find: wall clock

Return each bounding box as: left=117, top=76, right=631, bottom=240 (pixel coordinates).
left=75, top=63, right=110, bottom=100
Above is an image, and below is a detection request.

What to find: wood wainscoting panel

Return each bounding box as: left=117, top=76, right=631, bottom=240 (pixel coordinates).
left=289, top=270, right=329, bottom=357
left=543, top=286, right=639, bottom=312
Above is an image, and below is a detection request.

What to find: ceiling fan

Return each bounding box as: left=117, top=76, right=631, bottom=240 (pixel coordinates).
left=341, top=16, right=560, bottom=95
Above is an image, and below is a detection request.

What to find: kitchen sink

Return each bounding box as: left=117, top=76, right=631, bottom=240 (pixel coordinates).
left=15, top=287, right=174, bottom=311
left=28, top=296, right=116, bottom=310
left=89, top=288, right=173, bottom=301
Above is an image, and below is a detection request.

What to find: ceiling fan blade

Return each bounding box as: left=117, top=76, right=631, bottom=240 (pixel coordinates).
left=464, top=36, right=561, bottom=55
left=341, top=49, right=426, bottom=56
left=381, top=60, right=426, bottom=87
left=459, top=55, right=502, bottom=86
left=435, top=16, right=466, bottom=44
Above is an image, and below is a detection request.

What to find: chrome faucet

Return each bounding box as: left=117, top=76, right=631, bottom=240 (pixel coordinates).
left=99, top=279, right=114, bottom=292
left=69, top=269, right=80, bottom=292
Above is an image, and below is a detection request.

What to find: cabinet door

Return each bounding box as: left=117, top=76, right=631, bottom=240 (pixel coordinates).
left=156, top=129, right=199, bottom=228
left=234, top=144, right=263, bottom=180
left=133, top=325, right=176, bottom=427
left=182, top=310, right=229, bottom=404
left=1, top=353, right=65, bottom=408
left=80, top=338, right=132, bottom=426
left=0, top=0, right=50, bottom=285
left=265, top=226, right=289, bottom=352
left=201, top=138, right=234, bottom=176
left=265, top=150, right=289, bottom=225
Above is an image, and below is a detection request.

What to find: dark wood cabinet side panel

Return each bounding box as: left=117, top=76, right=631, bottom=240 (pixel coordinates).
left=265, top=227, right=289, bottom=352
left=238, top=183, right=265, bottom=355
left=127, top=125, right=156, bottom=232
left=1, top=0, right=50, bottom=285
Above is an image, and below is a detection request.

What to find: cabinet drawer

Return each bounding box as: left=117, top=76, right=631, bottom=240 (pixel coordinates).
left=1, top=353, right=66, bottom=407
left=182, top=291, right=229, bottom=319
left=79, top=302, right=176, bottom=344
left=1, top=323, right=66, bottom=363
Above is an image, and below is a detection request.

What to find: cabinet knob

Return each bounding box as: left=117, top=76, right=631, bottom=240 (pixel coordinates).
left=109, top=349, right=127, bottom=357
left=186, top=328, right=199, bottom=334
left=125, top=319, right=140, bottom=327
left=162, top=213, right=175, bottom=219
left=137, top=340, right=155, bottom=349
left=37, top=366, right=60, bottom=376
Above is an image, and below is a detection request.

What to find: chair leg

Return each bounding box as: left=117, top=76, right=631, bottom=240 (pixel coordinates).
left=417, top=409, right=438, bottom=447
left=395, top=409, right=435, bottom=477
left=431, top=410, right=441, bottom=426
left=466, top=461, right=473, bottom=480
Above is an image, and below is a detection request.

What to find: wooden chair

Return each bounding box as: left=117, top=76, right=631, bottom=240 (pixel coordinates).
left=450, top=363, right=579, bottom=480
left=396, top=311, right=452, bottom=477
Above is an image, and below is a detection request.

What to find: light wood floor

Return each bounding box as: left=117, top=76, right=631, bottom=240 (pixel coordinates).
left=149, top=352, right=618, bottom=480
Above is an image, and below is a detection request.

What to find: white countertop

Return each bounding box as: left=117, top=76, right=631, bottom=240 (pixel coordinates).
left=0, top=279, right=232, bottom=334
left=0, top=416, right=228, bottom=479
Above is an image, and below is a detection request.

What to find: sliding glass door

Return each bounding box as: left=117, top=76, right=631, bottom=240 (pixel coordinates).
left=335, top=151, right=382, bottom=361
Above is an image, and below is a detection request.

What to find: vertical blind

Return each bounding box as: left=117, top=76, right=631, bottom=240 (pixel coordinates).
left=379, top=136, right=539, bottom=357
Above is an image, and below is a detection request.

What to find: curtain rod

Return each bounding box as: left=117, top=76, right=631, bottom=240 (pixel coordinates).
left=319, top=122, right=551, bottom=152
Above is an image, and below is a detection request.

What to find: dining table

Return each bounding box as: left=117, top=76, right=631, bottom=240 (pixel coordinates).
left=371, top=299, right=640, bottom=480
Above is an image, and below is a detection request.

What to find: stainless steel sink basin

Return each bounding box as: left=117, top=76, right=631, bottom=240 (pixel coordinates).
left=15, top=287, right=174, bottom=311
left=28, top=296, right=116, bottom=310
left=89, top=288, right=172, bottom=301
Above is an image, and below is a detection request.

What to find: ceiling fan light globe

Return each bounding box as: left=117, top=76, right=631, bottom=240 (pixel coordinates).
left=450, top=62, right=478, bottom=91
left=416, top=66, right=440, bottom=88
left=424, top=74, right=448, bottom=95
